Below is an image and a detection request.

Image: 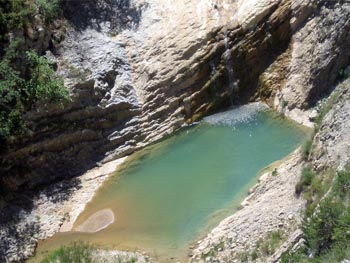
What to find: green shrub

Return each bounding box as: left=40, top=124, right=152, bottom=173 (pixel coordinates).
left=200, top=239, right=225, bottom=259
left=0, top=0, right=35, bottom=30
left=315, top=83, right=345, bottom=127
left=41, top=242, right=94, bottom=263
left=37, top=0, right=60, bottom=23
left=302, top=138, right=313, bottom=160
left=237, top=251, right=249, bottom=262
left=26, top=50, right=70, bottom=104
left=272, top=169, right=277, bottom=176
left=258, top=230, right=283, bottom=256
left=0, top=40, right=70, bottom=145
left=283, top=168, right=350, bottom=262
left=295, top=167, right=316, bottom=196
left=333, top=170, right=350, bottom=198
left=245, top=230, right=283, bottom=261
left=303, top=196, right=343, bottom=254
left=302, top=171, right=350, bottom=256
left=280, top=249, right=308, bottom=263
left=314, top=243, right=350, bottom=263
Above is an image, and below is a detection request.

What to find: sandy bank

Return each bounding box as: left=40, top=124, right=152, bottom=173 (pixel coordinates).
left=75, top=209, right=115, bottom=233
left=59, top=157, right=127, bottom=233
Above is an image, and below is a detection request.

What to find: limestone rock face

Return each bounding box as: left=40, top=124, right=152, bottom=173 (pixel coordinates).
left=311, top=79, right=350, bottom=171
left=0, top=0, right=297, bottom=193
left=2, top=0, right=350, bottom=262
left=236, top=0, right=280, bottom=30
left=274, top=1, right=350, bottom=123
left=2, top=0, right=349, bottom=192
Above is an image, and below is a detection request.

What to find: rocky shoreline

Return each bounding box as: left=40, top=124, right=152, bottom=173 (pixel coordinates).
left=191, top=148, right=307, bottom=263
left=2, top=0, right=350, bottom=262
left=0, top=106, right=310, bottom=263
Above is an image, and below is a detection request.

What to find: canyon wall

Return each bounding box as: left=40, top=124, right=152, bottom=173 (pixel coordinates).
left=1, top=0, right=350, bottom=262
left=2, top=0, right=350, bottom=194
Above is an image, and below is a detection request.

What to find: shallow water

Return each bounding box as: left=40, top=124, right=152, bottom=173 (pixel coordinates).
left=31, top=105, right=308, bottom=263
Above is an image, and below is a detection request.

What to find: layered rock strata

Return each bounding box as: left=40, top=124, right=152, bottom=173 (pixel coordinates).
left=2, top=0, right=350, bottom=262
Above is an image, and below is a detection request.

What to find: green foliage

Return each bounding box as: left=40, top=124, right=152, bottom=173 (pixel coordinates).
left=315, top=83, right=345, bottom=127
left=295, top=167, right=316, bottom=196
left=200, top=239, right=225, bottom=259
left=280, top=249, right=308, bottom=263
left=41, top=242, right=94, bottom=263
left=302, top=138, right=313, bottom=160
left=240, top=230, right=283, bottom=261
left=255, top=230, right=283, bottom=257
left=0, top=40, right=70, bottom=145
left=285, top=170, right=350, bottom=262
left=303, top=196, right=343, bottom=254
left=237, top=250, right=249, bottom=262
left=37, top=0, right=60, bottom=23
left=302, top=168, right=335, bottom=218
left=272, top=168, right=277, bottom=177
left=333, top=170, right=350, bottom=198
left=26, top=50, right=70, bottom=104
left=313, top=244, right=350, bottom=263
left=0, top=0, right=61, bottom=50
left=41, top=242, right=140, bottom=263
left=0, top=0, right=34, bottom=32
left=0, top=0, right=67, bottom=145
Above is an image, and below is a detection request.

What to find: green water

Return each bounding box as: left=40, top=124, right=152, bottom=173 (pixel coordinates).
left=32, top=105, right=308, bottom=263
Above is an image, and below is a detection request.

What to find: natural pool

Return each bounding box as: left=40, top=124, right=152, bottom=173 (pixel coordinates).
left=31, top=104, right=308, bottom=263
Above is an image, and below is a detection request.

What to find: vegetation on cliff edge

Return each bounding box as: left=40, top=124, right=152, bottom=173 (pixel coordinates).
left=0, top=0, right=69, bottom=148
left=41, top=242, right=138, bottom=263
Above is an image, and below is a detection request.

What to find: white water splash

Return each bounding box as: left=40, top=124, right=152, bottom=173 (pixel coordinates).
left=203, top=102, right=268, bottom=127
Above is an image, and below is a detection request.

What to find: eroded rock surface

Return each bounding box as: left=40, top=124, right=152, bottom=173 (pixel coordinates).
left=2, top=0, right=350, bottom=262
left=311, top=79, right=350, bottom=171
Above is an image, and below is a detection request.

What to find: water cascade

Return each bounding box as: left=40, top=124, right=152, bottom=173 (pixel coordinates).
left=223, top=28, right=237, bottom=105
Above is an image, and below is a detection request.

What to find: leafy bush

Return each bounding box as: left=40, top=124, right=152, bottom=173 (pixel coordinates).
left=315, top=82, right=345, bottom=127
left=256, top=230, right=283, bottom=256
left=26, top=50, right=70, bottom=104
left=0, top=0, right=36, bottom=48
left=0, top=39, right=70, bottom=146
left=280, top=249, right=308, bottom=263
left=301, top=138, right=313, bottom=160
left=241, top=230, right=284, bottom=261
left=41, top=242, right=94, bottom=263
left=0, top=0, right=68, bottom=146
left=37, top=0, right=60, bottom=23
left=41, top=242, right=140, bottom=263
left=285, top=170, right=350, bottom=262
left=303, top=195, right=344, bottom=254
left=295, top=167, right=316, bottom=196
left=0, top=0, right=62, bottom=53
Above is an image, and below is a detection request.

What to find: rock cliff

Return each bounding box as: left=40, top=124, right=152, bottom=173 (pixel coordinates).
left=1, top=0, right=350, bottom=262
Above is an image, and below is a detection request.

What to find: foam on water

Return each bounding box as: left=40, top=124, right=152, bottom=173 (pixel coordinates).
left=203, top=102, right=268, bottom=127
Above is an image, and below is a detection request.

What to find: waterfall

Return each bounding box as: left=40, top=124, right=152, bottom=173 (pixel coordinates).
left=223, top=28, right=236, bottom=105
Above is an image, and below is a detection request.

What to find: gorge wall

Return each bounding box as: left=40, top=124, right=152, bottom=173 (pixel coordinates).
left=1, top=0, right=350, bottom=262
left=0, top=0, right=328, bottom=193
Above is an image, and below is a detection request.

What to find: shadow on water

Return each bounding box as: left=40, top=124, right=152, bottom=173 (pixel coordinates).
left=60, top=0, right=149, bottom=32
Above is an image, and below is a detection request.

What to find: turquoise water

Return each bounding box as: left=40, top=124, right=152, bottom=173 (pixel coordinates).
left=32, top=105, right=308, bottom=263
